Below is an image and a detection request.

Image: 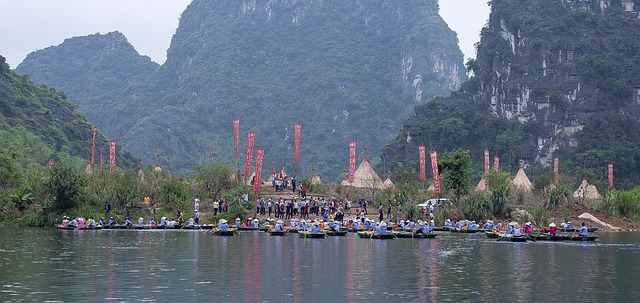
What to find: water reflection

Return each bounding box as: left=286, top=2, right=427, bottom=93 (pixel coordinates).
left=1, top=229, right=640, bottom=302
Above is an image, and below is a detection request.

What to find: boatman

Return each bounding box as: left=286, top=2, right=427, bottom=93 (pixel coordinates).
left=235, top=217, right=242, bottom=227
left=108, top=217, right=116, bottom=226
left=124, top=218, right=132, bottom=227
left=251, top=219, right=260, bottom=228
left=218, top=219, right=229, bottom=231
left=299, top=219, right=309, bottom=230
left=548, top=222, right=557, bottom=236
left=484, top=220, right=495, bottom=230
left=310, top=220, right=322, bottom=233
left=378, top=221, right=388, bottom=234
left=273, top=220, right=285, bottom=232
left=194, top=210, right=200, bottom=224
left=138, top=217, right=145, bottom=227
left=578, top=222, right=588, bottom=237
left=88, top=217, right=97, bottom=228
left=329, top=219, right=340, bottom=231
left=160, top=217, right=168, bottom=227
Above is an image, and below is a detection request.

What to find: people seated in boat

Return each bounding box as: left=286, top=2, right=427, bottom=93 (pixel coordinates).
left=61, top=216, right=69, bottom=227
left=159, top=217, right=168, bottom=227
left=149, top=218, right=156, bottom=226
left=352, top=220, right=360, bottom=230
left=310, top=221, right=322, bottom=233
left=137, top=217, right=145, bottom=227
left=496, top=221, right=503, bottom=231
left=469, top=221, right=477, bottom=230
left=235, top=218, right=242, bottom=227
left=429, top=220, right=435, bottom=232
left=88, top=217, right=96, bottom=228
left=99, top=217, right=105, bottom=226
left=445, top=219, right=452, bottom=228
left=578, top=222, right=588, bottom=236
left=398, top=220, right=405, bottom=230
left=218, top=219, right=230, bottom=231
left=563, top=222, right=572, bottom=229
left=262, top=219, right=272, bottom=228
left=484, top=220, right=495, bottom=230
left=273, top=220, right=285, bottom=232
left=108, top=217, right=116, bottom=226
left=167, top=219, right=176, bottom=228
left=406, top=220, right=416, bottom=230
left=299, top=219, right=309, bottom=230
left=377, top=221, right=388, bottom=234
left=69, top=217, right=78, bottom=228
left=506, top=221, right=515, bottom=234
left=251, top=219, right=260, bottom=228
left=124, top=218, right=133, bottom=227
left=328, top=219, right=340, bottom=231
left=187, top=218, right=196, bottom=227
left=523, top=222, right=533, bottom=233
left=77, top=218, right=87, bottom=228
left=548, top=223, right=557, bottom=236
left=511, top=223, right=522, bottom=237
left=290, top=219, right=300, bottom=228
left=415, top=220, right=427, bottom=234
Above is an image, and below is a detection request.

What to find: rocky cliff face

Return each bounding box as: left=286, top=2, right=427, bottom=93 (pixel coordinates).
left=17, top=0, right=465, bottom=179
left=472, top=0, right=640, bottom=166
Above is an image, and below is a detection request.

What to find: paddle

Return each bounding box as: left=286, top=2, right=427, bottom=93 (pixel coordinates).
left=525, top=234, right=536, bottom=242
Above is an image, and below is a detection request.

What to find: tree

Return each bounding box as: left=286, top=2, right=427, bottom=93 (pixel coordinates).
left=439, top=149, right=472, bottom=202
left=193, top=163, right=233, bottom=201
left=47, top=161, right=86, bottom=211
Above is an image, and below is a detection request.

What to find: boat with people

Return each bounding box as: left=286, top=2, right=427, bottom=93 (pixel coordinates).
left=498, top=234, right=527, bottom=242
left=357, top=231, right=395, bottom=239
left=393, top=231, right=436, bottom=239
left=268, top=230, right=287, bottom=236
left=299, top=232, right=326, bottom=238
left=450, top=228, right=478, bottom=234
left=213, top=229, right=237, bottom=236
left=325, top=230, right=348, bottom=236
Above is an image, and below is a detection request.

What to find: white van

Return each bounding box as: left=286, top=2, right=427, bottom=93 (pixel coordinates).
left=416, top=198, right=449, bottom=208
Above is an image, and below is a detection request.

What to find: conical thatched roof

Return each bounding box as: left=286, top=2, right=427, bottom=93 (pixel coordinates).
left=573, top=179, right=602, bottom=200
left=383, top=178, right=395, bottom=189
left=476, top=177, right=488, bottom=192
left=310, top=173, right=322, bottom=185
left=341, top=158, right=385, bottom=189
left=427, top=183, right=434, bottom=192
left=512, top=167, right=533, bottom=192
left=245, top=171, right=256, bottom=186
left=279, top=169, right=288, bottom=178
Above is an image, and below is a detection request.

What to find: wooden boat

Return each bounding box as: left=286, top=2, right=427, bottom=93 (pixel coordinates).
left=56, top=225, right=77, bottom=230
left=533, top=234, right=568, bottom=241
left=394, top=232, right=437, bottom=239
left=325, top=230, right=348, bottom=236
left=134, top=225, right=152, bottom=230
left=268, top=230, right=287, bottom=236
left=357, top=232, right=395, bottom=239
left=287, top=228, right=300, bottom=233
left=498, top=235, right=527, bottom=242
left=299, top=232, right=326, bottom=238
left=558, top=227, right=599, bottom=233
left=432, top=227, right=449, bottom=232
left=200, top=224, right=214, bottom=230
left=347, top=227, right=365, bottom=233
left=182, top=225, right=201, bottom=230
left=213, top=229, right=237, bottom=236
left=450, top=228, right=478, bottom=234
left=79, top=226, right=103, bottom=230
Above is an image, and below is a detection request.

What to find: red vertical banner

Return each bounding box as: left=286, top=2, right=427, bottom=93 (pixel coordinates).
left=493, top=156, right=500, bottom=171
left=419, top=146, right=426, bottom=181
left=109, top=140, right=116, bottom=174
left=253, top=148, right=265, bottom=194
left=293, top=124, right=302, bottom=163
left=233, top=120, right=240, bottom=158
left=91, top=125, right=97, bottom=166
left=483, top=149, right=490, bottom=173
left=554, top=158, right=559, bottom=185
left=430, top=151, right=441, bottom=195
left=608, top=164, right=614, bottom=189
left=243, top=131, right=255, bottom=178
left=348, top=140, right=356, bottom=183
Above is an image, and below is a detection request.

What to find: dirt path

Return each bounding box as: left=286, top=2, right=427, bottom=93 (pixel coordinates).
left=550, top=203, right=638, bottom=231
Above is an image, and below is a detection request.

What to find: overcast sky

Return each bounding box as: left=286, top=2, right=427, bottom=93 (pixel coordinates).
left=0, top=1, right=490, bottom=68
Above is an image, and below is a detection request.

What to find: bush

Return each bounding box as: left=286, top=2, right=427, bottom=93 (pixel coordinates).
left=527, top=205, right=550, bottom=227
left=460, top=192, right=492, bottom=221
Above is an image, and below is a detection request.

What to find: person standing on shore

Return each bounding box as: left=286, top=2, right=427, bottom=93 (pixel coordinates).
left=194, top=198, right=200, bottom=211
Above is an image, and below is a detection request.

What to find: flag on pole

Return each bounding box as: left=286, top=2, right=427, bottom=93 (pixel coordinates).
left=294, top=124, right=302, bottom=163
left=233, top=120, right=240, bottom=158
left=430, top=151, right=441, bottom=195
left=608, top=164, right=614, bottom=189
left=419, top=146, right=426, bottom=181
left=109, top=140, right=116, bottom=174
left=91, top=125, right=97, bottom=166
left=554, top=158, right=559, bottom=185
left=254, top=148, right=265, bottom=194
left=348, top=140, right=356, bottom=183
left=243, top=131, right=255, bottom=178
left=494, top=156, right=500, bottom=171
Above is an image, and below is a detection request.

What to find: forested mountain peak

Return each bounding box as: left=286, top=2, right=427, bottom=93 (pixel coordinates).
left=17, top=0, right=465, bottom=180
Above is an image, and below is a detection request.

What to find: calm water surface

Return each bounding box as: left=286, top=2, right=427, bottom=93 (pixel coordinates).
left=1, top=228, right=639, bottom=302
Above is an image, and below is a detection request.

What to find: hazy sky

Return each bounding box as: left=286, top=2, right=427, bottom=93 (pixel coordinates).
left=0, top=1, right=490, bottom=68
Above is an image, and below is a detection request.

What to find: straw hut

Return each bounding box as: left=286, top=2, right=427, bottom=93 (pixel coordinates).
left=310, top=173, right=322, bottom=185
left=476, top=177, right=488, bottom=192
left=340, top=158, right=385, bottom=189
left=573, top=179, right=602, bottom=200
left=154, top=163, right=163, bottom=172
left=512, top=167, right=533, bottom=193
left=279, top=169, right=288, bottom=179
left=383, top=178, right=395, bottom=189
left=85, top=163, right=92, bottom=174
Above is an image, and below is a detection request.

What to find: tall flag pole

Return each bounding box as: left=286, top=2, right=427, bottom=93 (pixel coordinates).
left=233, top=120, right=240, bottom=174
left=293, top=124, right=302, bottom=175
left=109, top=140, right=116, bottom=174
left=608, top=164, right=614, bottom=189
left=419, top=145, right=426, bottom=181
left=243, top=130, right=256, bottom=182
left=430, top=151, right=441, bottom=195
left=91, top=125, right=97, bottom=167
left=253, top=148, right=265, bottom=194
left=210, top=148, right=213, bottom=165
left=483, top=149, right=490, bottom=187
left=554, top=158, right=559, bottom=185
left=348, top=140, right=356, bottom=183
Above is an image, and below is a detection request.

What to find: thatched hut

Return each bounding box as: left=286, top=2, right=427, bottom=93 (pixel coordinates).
left=340, top=158, right=385, bottom=189
left=512, top=167, right=533, bottom=193
left=573, top=179, right=602, bottom=200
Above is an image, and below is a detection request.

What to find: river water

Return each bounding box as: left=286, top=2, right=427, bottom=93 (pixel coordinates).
left=0, top=228, right=639, bottom=302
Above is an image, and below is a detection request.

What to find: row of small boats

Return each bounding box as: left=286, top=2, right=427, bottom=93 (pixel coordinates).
left=212, top=228, right=438, bottom=239
left=486, top=231, right=599, bottom=242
